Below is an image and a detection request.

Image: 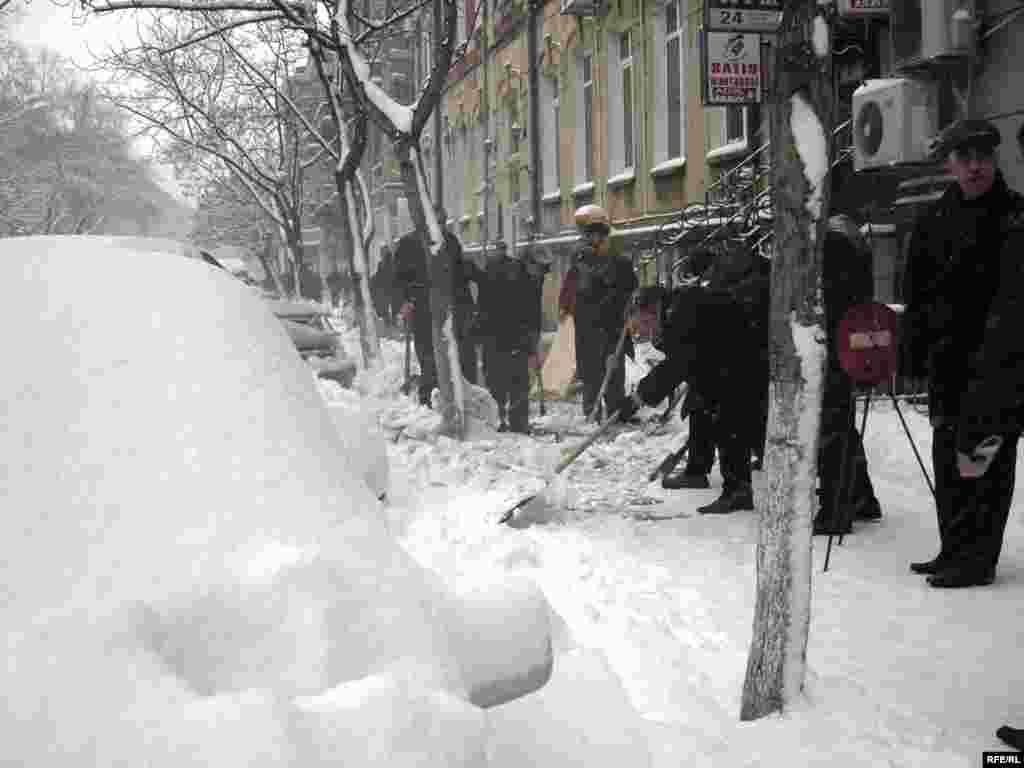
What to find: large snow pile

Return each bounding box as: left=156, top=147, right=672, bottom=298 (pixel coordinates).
left=0, top=237, right=553, bottom=766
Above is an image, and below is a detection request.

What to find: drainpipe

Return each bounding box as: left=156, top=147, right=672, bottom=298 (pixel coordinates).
left=433, top=0, right=444, bottom=209
left=481, top=0, right=492, bottom=262
left=527, top=0, right=543, bottom=239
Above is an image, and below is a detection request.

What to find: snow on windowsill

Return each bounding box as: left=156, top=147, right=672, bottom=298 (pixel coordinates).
left=649, top=157, right=686, bottom=178
left=706, top=140, right=749, bottom=164
left=572, top=181, right=596, bottom=197
left=541, top=190, right=562, bottom=205
left=606, top=170, right=636, bottom=190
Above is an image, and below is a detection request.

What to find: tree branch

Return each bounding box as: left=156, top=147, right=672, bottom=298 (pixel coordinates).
left=157, top=12, right=283, bottom=54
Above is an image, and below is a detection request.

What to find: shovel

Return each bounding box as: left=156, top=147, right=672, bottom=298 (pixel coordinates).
left=498, top=408, right=622, bottom=525
left=399, top=319, right=412, bottom=396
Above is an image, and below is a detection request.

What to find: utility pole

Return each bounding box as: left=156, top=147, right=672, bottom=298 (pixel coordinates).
left=739, top=0, right=834, bottom=721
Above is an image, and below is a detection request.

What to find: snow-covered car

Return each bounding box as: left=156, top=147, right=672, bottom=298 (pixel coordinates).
left=264, top=298, right=356, bottom=387
left=98, top=236, right=354, bottom=386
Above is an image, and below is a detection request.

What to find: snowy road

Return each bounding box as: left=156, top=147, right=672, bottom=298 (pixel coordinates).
left=387, top=398, right=1024, bottom=766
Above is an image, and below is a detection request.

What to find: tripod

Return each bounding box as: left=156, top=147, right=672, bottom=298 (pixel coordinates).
left=822, top=379, right=936, bottom=572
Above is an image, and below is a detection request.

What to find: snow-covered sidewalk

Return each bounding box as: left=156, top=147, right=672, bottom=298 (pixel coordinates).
left=385, top=393, right=1024, bottom=767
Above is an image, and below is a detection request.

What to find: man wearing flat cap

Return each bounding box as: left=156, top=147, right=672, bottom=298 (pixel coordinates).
left=902, top=118, right=1024, bottom=588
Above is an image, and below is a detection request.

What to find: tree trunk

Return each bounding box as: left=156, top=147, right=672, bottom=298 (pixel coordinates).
left=335, top=170, right=379, bottom=366
left=399, top=139, right=465, bottom=438
left=740, top=0, right=834, bottom=721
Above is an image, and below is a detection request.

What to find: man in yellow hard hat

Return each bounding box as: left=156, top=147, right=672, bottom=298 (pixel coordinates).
left=563, top=204, right=637, bottom=419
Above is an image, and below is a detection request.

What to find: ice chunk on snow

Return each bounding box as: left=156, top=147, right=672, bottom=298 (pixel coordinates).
left=448, top=576, right=554, bottom=708
left=486, top=647, right=653, bottom=767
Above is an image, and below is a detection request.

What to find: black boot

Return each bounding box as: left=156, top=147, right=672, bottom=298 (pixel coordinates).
left=698, top=485, right=754, bottom=515
left=909, top=556, right=947, bottom=575
left=662, top=472, right=711, bottom=490
left=852, top=496, right=883, bottom=521
left=997, top=725, right=1024, bottom=751
left=813, top=516, right=853, bottom=536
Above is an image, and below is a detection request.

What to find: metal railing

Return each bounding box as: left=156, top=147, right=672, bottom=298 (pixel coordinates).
left=658, top=119, right=854, bottom=277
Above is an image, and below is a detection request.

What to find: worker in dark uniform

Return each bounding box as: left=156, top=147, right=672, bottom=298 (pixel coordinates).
left=622, top=242, right=769, bottom=514
left=561, top=204, right=638, bottom=419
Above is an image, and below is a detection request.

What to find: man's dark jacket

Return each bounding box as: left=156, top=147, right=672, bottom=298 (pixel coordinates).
left=475, top=256, right=541, bottom=351
left=902, top=173, right=1024, bottom=425
left=571, top=254, right=638, bottom=359
left=393, top=230, right=475, bottom=334
left=957, top=205, right=1024, bottom=451
left=636, top=259, right=769, bottom=408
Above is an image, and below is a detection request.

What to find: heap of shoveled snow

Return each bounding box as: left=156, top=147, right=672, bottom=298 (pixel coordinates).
left=0, top=237, right=553, bottom=767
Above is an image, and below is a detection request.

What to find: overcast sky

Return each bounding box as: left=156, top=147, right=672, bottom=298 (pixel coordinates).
left=12, top=1, right=145, bottom=65
left=11, top=1, right=191, bottom=204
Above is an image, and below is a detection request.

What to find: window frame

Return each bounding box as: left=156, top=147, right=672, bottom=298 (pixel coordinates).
left=651, top=0, right=687, bottom=177
left=576, top=51, right=595, bottom=185
left=608, top=29, right=637, bottom=181
left=706, top=105, right=751, bottom=163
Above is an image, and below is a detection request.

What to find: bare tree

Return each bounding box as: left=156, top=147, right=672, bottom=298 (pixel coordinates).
left=331, top=0, right=466, bottom=435
left=93, top=13, right=324, bottom=300
left=741, top=0, right=834, bottom=721
left=0, top=36, right=173, bottom=237
left=89, top=0, right=473, bottom=431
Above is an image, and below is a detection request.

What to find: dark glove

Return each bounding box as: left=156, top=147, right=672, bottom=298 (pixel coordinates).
left=680, top=388, right=706, bottom=418
left=617, top=391, right=645, bottom=421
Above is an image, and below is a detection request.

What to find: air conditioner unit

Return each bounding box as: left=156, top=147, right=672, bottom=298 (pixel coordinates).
left=891, top=0, right=968, bottom=70
left=852, top=78, right=938, bottom=170
left=560, top=0, right=607, bottom=17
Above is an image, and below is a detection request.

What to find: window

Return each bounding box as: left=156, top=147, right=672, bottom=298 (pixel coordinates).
left=553, top=90, right=561, bottom=189
left=621, top=32, right=634, bottom=169
left=725, top=106, right=745, bottom=143
left=651, top=0, right=686, bottom=172
left=576, top=53, right=594, bottom=183
left=542, top=76, right=561, bottom=196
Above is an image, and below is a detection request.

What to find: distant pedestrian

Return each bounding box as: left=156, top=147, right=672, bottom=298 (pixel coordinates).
left=370, top=246, right=395, bottom=326
left=903, top=118, right=1024, bottom=588
left=813, top=215, right=882, bottom=536
left=475, top=240, right=539, bottom=433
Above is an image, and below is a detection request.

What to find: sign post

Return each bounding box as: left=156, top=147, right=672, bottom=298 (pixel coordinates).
left=702, top=30, right=764, bottom=106
left=704, top=0, right=781, bottom=33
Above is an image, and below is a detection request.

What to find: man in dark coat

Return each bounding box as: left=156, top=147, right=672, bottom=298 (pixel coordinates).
left=813, top=215, right=883, bottom=536
left=622, top=243, right=770, bottom=514
left=439, top=206, right=480, bottom=385
left=565, top=204, right=638, bottom=419
left=902, top=118, right=1024, bottom=588
left=659, top=247, right=718, bottom=490
left=393, top=231, right=435, bottom=406
left=475, top=240, right=542, bottom=432
left=370, top=246, right=395, bottom=326
left=393, top=210, right=480, bottom=405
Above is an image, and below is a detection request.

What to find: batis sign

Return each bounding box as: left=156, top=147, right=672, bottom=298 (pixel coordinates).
left=703, top=31, right=763, bottom=106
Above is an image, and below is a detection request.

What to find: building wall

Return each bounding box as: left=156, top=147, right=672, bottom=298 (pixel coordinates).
left=440, top=0, right=714, bottom=251
left=970, top=0, right=1024, bottom=194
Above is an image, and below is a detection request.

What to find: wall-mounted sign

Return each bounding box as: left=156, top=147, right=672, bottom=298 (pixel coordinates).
left=703, top=31, right=763, bottom=106
left=836, top=0, right=889, bottom=17
left=705, top=0, right=781, bottom=33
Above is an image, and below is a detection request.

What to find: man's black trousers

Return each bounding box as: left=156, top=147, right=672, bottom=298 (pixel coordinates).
left=484, top=340, right=530, bottom=431
left=931, top=426, right=1018, bottom=574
